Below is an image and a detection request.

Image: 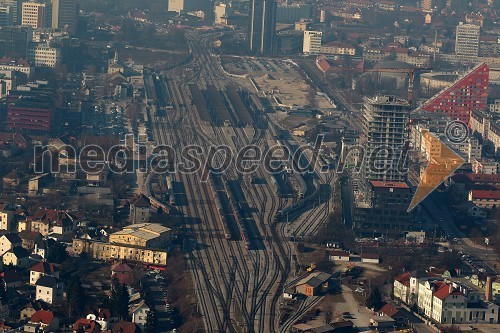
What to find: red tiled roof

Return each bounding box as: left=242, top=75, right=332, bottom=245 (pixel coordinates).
left=433, top=284, right=463, bottom=300
left=30, top=261, right=59, bottom=274
left=470, top=190, right=500, bottom=200
left=361, top=253, right=379, bottom=259
left=31, top=310, right=55, bottom=325
left=73, top=318, right=98, bottom=333
left=380, top=303, right=399, bottom=317
left=395, top=272, right=411, bottom=285
left=111, top=262, right=132, bottom=273
left=467, top=173, right=500, bottom=184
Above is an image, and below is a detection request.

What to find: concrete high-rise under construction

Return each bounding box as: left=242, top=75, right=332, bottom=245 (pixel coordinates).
left=363, top=95, right=411, bottom=182
left=248, top=0, right=277, bottom=55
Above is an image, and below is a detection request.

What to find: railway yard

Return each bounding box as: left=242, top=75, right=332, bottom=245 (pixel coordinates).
left=142, top=30, right=338, bottom=332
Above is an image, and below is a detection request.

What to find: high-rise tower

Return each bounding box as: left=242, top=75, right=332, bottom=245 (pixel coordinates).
left=363, top=95, right=411, bottom=182
left=249, top=0, right=277, bottom=55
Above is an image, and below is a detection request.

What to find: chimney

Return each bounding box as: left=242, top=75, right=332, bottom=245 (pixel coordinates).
left=485, top=276, right=493, bottom=302
left=449, top=284, right=453, bottom=293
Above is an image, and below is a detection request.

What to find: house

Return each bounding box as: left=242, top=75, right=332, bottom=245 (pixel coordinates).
left=0, top=233, right=22, bottom=256
left=111, top=262, right=134, bottom=285
left=35, top=276, right=64, bottom=304
left=86, top=308, right=111, bottom=331
left=328, top=250, right=350, bottom=262
left=361, top=253, right=380, bottom=264
left=0, top=210, right=13, bottom=231
left=394, top=271, right=421, bottom=305
left=26, top=310, right=59, bottom=332
left=30, top=261, right=61, bottom=285
left=379, top=303, right=406, bottom=324
left=468, top=189, right=500, bottom=209
left=370, top=315, right=396, bottom=328
left=295, top=272, right=333, bottom=296
left=27, top=208, right=78, bottom=239
left=129, top=194, right=151, bottom=223
left=3, top=246, right=30, bottom=267
left=19, top=230, right=43, bottom=252
left=129, top=300, right=149, bottom=328
left=73, top=318, right=101, bottom=333
left=111, top=321, right=140, bottom=333
left=0, top=270, right=21, bottom=288
left=20, top=300, right=50, bottom=321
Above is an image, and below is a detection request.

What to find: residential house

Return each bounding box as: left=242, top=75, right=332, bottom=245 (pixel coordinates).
left=394, top=272, right=412, bottom=304
left=431, top=284, right=469, bottom=324
left=25, top=310, right=59, bottom=332
left=73, top=318, right=101, bottom=333
left=295, top=272, right=333, bottom=296
left=29, top=261, right=60, bottom=285
left=418, top=280, right=445, bottom=318
left=86, top=308, right=111, bottom=331
left=468, top=190, right=500, bottom=209
left=19, top=230, right=43, bottom=252
left=370, top=315, right=396, bottom=328
left=35, top=276, right=64, bottom=304
left=3, top=246, right=30, bottom=267
left=20, top=300, right=50, bottom=321
left=111, top=262, right=134, bottom=285
left=328, top=250, right=350, bottom=262
left=27, top=208, right=78, bottom=240
left=130, top=300, right=149, bottom=328
left=0, top=270, right=21, bottom=288
left=379, top=303, right=406, bottom=324
left=0, top=211, right=13, bottom=231
left=129, top=195, right=151, bottom=223
left=0, top=233, right=22, bottom=256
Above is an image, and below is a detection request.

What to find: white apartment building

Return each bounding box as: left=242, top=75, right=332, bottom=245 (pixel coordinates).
left=455, top=22, right=480, bottom=58
left=21, top=2, right=48, bottom=29
left=303, top=30, right=322, bottom=55
left=28, top=43, right=61, bottom=67
left=0, top=210, right=13, bottom=230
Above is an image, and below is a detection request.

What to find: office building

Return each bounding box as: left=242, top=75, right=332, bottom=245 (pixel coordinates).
left=455, top=22, right=480, bottom=59
left=353, top=180, right=413, bottom=238
left=28, top=43, right=61, bottom=67
left=276, top=2, right=312, bottom=23
left=418, top=63, right=489, bottom=124
left=7, top=96, right=53, bottom=132
left=51, top=0, right=77, bottom=34
left=249, top=0, right=277, bottom=55
left=0, top=26, right=32, bottom=58
left=303, top=30, right=322, bottom=55
left=6, top=81, right=55, bottom=132
left=21, top=1, right=50, bottom=29
left=363, top=95, right=410, bottom=182
left=0, top=0, right=21, bottom=25
left=0, top=5, right=13, bottom=26
left=168, top=0, right=211, bottom=13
